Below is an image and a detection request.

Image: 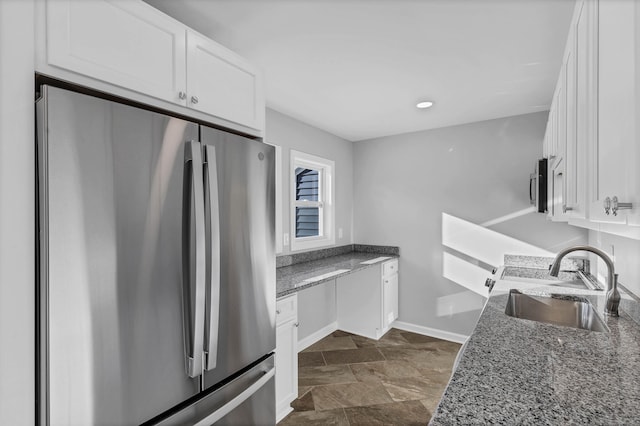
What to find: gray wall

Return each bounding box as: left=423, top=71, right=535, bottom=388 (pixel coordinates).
left=266, top=108, right=354, bottom=254
left=296, top=280, right=337, bottom=343
left=352, top=112, right=586, bottom=336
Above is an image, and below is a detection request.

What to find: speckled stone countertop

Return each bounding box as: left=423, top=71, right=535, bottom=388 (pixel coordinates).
left=430, top=262, right=640, bottom=425
left=276, top=248, right=398, bottom=298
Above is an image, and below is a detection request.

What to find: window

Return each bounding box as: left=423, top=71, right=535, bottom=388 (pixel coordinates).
left=290, top=150, right=334, bottom=251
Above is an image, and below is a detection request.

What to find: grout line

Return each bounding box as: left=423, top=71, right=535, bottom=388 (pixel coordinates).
left=342, top=407, right=350, bottom=425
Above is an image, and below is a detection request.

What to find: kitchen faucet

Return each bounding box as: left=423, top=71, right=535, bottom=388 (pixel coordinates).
left=549, top=245, right=620, bottom=316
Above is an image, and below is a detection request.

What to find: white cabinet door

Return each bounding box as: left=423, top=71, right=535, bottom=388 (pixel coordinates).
left=336, top=266, right=383, bottom=340
left=589, top=0, right=638, bottom=224
left=563, top=24, right=582, bottom=219
left=275, top=295, right=297, bottom=423
left=383, top=273, right=398, bottom=328
left=187, top=31, right=265, bottom=131
left=46, top=0, right=187, bottom=105
left=568, top=0, right=595, bottom=220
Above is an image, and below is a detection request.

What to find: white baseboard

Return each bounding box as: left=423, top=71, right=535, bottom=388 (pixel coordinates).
left=392, top=321, right=468, bottom=344
left=297, top=321, right=338, bottom=352
left=276, top=405, right=293, bottom=424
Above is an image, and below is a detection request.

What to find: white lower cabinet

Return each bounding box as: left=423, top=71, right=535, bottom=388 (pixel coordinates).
left=337, top=259, right=399, bottom=340
left=275, top=294, right=298, bottom=423
left=382, top=260, right=399, bottom=327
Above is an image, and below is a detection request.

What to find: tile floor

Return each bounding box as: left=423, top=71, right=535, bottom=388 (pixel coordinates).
left=278, top=328, right=461, bottom=425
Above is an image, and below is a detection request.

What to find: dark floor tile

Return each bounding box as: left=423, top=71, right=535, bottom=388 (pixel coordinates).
left=291, top=388, right=315, bottom=412
left=351, top=328, right=411, bottom=349
left=299, top=365, right=357, bottom=387
left=349, top=360, right=421, bottom=383
left=407, top=350, right=458, bottom=372
left=283, top=329, right=457, bottom=425
left=344, top=400, right=431, bottom=425
left=378, top=347, right=438, bottom=365
left=298, top=385, right=312, bottom=397
left=415, top=368, right=453, bottom=386
left=410, top=339, right=462, bottom=354
left=278, top=408, right=349, bottom=425
left=400, top=331, right=442, bottom=344
left=303, top=335, right=357, bottom=352
left=323, top=347, right=385, bottom=365
left=421, top=398, right=440, bottom=418
left=311, top=381, right=393, bottom=410
left=299, top=351, right=326, bottom=368
left=381, top=375, right=446, bottom=403
left=331, top=330, right=354, bottom=337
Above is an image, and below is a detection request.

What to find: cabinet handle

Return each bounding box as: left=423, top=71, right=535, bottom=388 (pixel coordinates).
left=294, top=322, right=299, bottom=328
left=611, top=196, right=632, bottom=216
left=276, top=309, right=281, bottom=315
left=604, top=197, right=612, bottom=215
left=563, top=204, right=573, bottom=214
left=191, top=96, right=199, bottom=105
left=178, top=91, right=187, bottom=100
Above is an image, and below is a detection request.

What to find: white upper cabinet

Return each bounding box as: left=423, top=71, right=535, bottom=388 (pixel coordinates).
left=564, top=0, right=594, bottom=221
left=544, top=0, right=639, bottom=236
left=186, top=31, right=264, bottom=132
left=566, top=0, right=598, bottom=219
left=46, top=0, right=187, bottom=106
left=40, top=0, right=264, bottom=135
left=589, top=0, right=638, bottom=225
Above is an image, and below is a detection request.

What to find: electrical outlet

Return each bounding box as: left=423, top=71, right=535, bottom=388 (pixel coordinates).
left=283, top=233, right=289, bottom=246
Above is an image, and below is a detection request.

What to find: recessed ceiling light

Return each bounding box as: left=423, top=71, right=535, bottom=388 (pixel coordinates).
left=416, top=101, right=434, bottom=109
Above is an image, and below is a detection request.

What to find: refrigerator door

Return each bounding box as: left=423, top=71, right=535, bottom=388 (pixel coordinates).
left=199, top=126, right=276, bottom=389
left=38, top=86, right=201, bottom=425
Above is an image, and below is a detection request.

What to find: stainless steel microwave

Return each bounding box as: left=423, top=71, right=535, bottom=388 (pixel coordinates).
left=529, top=158, right=548, bottom=213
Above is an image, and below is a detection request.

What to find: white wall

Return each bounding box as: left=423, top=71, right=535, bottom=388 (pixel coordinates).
left=0, top=1, right=35, bottom=424
left=589, top=231, right=640, bottom=298
left=488, top=211, right=587, bottom=253
left=266, top=108, right=353, bottom=254
left=352, top=112, right=586, bottom=336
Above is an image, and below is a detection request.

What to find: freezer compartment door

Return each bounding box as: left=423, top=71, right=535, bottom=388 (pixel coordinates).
left=151, top=355, right=275, bottom=426
left=200, top=126, right=276, bottom=388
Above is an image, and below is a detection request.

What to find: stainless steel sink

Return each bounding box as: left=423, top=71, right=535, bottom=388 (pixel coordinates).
left=504, top=289, right=608, bottom=332
left=500, top=268, right=600, bottom=290
left=502, top=276, right=589, bottom=289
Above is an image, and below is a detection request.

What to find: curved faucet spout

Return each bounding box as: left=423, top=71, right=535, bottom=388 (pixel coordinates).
left=549, top=245, right=620, bottom=316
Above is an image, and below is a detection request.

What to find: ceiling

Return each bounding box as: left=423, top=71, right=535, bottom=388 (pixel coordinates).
left=145, top=0, right=574, bottom=141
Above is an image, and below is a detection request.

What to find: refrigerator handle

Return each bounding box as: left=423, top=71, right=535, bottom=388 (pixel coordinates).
left=203, top=145, right=221, bottom=371
left=182, top=141, right=207, bottom=378
left=193, top=367, right=275, bottom=426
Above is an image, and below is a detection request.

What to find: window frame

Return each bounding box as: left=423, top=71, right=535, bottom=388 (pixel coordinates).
left=290, top=150, right=335, bottom=251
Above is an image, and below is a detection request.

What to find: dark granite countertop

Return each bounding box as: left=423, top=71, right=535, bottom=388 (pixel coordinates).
left=276, top=251, right=398, bottom=298
left=430, top=266, right=640, bottom=425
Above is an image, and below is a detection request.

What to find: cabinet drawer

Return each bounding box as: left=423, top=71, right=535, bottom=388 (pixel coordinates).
left=276, top=294, right=297, bottom=325
left=382, top=259, right=399, bottom=276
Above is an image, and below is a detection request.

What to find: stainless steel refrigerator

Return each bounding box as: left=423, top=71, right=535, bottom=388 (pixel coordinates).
left=36, top=84, right=276, bottom=425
